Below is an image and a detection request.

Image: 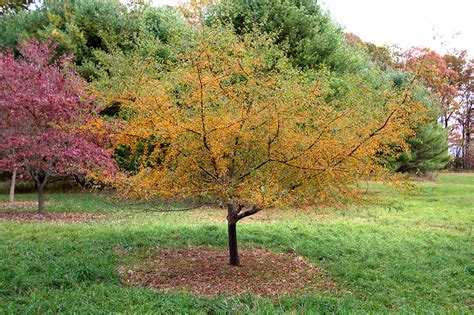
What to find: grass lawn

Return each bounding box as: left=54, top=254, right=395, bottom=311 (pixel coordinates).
left=0, top=173, right=472, bottom=313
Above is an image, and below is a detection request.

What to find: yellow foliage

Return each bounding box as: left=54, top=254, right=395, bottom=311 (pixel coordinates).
left=108, top=27, right=425, bottom=208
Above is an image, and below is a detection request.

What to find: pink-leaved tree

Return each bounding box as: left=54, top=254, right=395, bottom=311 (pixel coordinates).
left=0, top=38, right=115, bottom=213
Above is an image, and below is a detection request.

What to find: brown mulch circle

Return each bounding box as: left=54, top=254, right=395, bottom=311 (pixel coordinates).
left=118, top=246, right=337, bottom=297
left=0, top=211, right=106, bottom=223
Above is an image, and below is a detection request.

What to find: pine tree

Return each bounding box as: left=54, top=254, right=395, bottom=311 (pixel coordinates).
left=396, top=124, right=451, bottom=174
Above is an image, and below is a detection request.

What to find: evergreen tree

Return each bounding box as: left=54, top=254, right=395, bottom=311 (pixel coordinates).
left=387, top=72, right=452, bottom=173
left=396, top=124, right=451, bottom=174
left=207, top=0, right=366, bottom=74
left=0, top=0, right=187, bottom=78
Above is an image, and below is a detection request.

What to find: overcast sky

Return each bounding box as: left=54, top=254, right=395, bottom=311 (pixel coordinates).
left=152, top=0, right=473, bottom=55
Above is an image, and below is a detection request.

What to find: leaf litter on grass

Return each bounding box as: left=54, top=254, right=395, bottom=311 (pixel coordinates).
left=118, top=246, right=337, bottom=297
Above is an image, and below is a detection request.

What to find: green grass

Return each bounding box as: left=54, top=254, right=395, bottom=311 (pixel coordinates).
left=0, top=174, right=472, bottom=313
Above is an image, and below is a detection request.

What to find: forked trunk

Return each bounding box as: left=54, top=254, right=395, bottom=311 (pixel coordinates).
left=9, top=167, right=16, bottom=203
left=226, top=203, right=260, bottom=266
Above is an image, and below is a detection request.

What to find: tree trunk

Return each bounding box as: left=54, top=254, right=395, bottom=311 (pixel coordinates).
left=32, top=170, right=49, bottom=215
left=9, top=167, right=16, bottom=203
left=464, top=108, right=471, bottom=169
left=37, top=183, right=45, bottom=214
left=227, top=204, right=240, bottom=266
left=226, top=203, right=260, bottom=266
left=443, top=114, right=449, bottom=129
left=228, top=222, right=240, bottom=266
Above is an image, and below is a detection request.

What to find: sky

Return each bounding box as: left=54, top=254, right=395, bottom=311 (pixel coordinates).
left=319, top=0, right=473, bottom=55
left=151, top=0, right=474, bottom=55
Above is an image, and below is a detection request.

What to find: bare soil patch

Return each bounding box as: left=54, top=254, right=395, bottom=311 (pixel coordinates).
left=118, top=246, right=336, bottom=297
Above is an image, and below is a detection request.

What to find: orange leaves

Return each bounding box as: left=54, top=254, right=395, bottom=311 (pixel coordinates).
left=105, top=26, right=425, bottom=208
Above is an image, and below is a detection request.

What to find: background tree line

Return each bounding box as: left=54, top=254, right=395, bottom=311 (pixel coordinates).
left=2, top=0, right=470, bottom=177
left=1, top=0, right=472, bottom=203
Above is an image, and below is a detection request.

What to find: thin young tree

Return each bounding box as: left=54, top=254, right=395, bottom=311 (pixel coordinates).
left=109, top=27, right=424, bottom=266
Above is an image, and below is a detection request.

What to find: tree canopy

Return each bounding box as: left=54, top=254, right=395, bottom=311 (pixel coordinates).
left=0, top=39, right=115, bottom=212
left=207, top=0, right=367, bottom=74
left=0, top=0, right=188, bottom=78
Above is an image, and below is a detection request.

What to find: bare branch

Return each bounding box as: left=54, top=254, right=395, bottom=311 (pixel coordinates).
left=236, top=205, right=260, bottom=221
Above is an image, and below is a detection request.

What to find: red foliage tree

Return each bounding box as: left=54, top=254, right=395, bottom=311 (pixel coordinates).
left=401, top=47, right=459, bottom=128
left=0, top=38, right=115, bottom=213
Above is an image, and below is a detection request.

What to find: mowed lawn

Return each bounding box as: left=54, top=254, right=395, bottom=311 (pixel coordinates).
left=0, top=174, right=472, bottom=313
